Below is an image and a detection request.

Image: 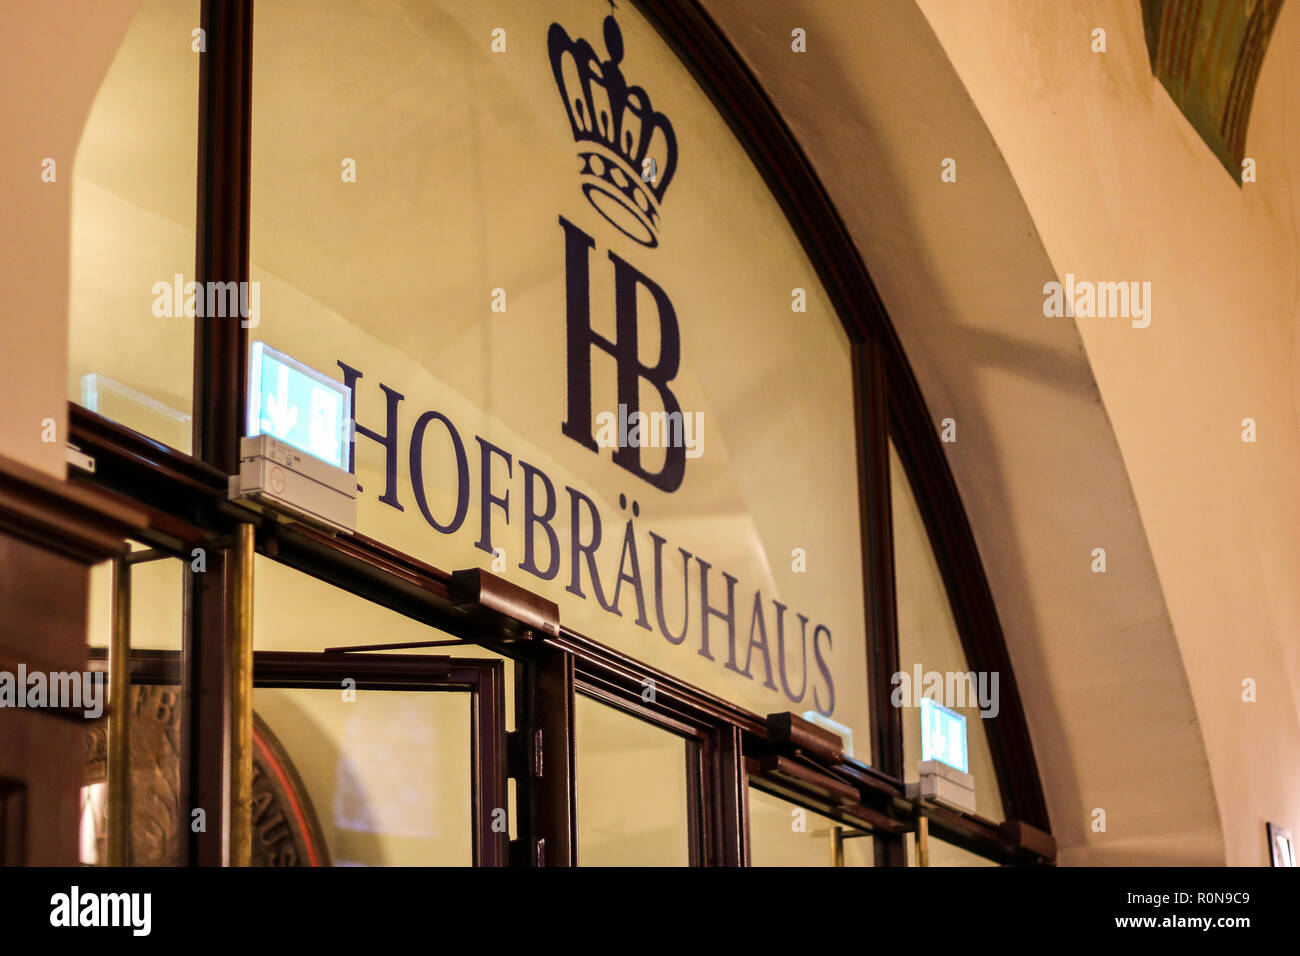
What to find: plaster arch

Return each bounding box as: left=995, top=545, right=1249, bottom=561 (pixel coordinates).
left=701, top=0, right=1225, bottom=864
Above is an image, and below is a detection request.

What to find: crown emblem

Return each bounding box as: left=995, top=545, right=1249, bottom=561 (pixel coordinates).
left=548, top=15, right=678, bottom=248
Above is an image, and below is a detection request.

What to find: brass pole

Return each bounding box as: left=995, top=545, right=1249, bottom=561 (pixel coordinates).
left=228, top=522, right=255, bottom=866
left=107, top=556, right=131, bottom=867
left=829, top=825, right=845, bottom=867
left=917, top=816, right=931, bottom=867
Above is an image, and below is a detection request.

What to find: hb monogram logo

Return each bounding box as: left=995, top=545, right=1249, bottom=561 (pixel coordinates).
left=551, top=12, right=690, bottom=494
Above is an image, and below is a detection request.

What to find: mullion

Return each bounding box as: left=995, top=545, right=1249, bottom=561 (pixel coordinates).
left=184, top=0, right=255, bottom=869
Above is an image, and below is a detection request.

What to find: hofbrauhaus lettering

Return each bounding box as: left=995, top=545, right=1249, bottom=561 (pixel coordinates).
left=335, top=13, right=840, bottom=717
left=341, top=348, right=837, bottom=716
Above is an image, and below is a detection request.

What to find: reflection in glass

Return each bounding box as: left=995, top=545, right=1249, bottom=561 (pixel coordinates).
left=252, top=555, right=515, bottom=731
left=248, top=0, right=870, bottom=755
left=81, top=684, right=183, bottom=866
left=748, top=787, right=872, bottom=866
left=253, top=687, right=471, bottom=866
left=69, top=0, right=199, bottom=449
left=86, top=551, right=183, bottom=651
left=907, top=830, right=1000, bottom=868
left=78, top=783, right=108, bottom=866
left=891, top=442, right=1005, bottom=824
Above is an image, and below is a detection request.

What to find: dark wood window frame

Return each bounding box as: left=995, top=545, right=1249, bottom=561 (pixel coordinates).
left=67, top=0, right=1051, bottom=865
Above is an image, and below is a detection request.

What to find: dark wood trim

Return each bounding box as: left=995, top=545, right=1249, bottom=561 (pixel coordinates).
left=472, top=656, right=510, bottom=866
left=72, top=405, right=227, bottom=498
left=91, top=647, right=494, bottom=688
left=854, top=341, right=900, bottom=780
left=255, top=652, right=489, bottom=689
left=0, top=455, right=135, bottom=869
left=68, top=406, right=231, bottom=552
left=185, top=0, right=254, bottom=867
left=854, top=339, right=906, bottom=866
left=561, top=628, right=765, bottom=737
left=193, top=0, right=253, bottom=473
left=746, top=771, right=897, bottom=841
left=684, top=739, right=707, bottom=865
left=709, top=724, right=749, bottom=866
left=181, top=547, right=226, bottom=866
left=576, top=678, right=709, bottom=741
left=0, top=452, right=145, bottom=563
left=516, top=646, right=576, bottom=866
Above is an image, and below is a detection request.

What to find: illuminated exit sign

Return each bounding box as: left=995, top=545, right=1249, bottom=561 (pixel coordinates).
left=247, top=342, right=351, bottom=470
left=920, top=697, right=968, bottom=774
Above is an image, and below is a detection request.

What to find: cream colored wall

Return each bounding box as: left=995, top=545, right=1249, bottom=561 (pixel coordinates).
left=702, top=0, right=1224, bottom=865
left=914, top=0, right=1300, bottom=868
left=0, top=0, right=143, bottom=476
left=705, top=0, right=1299, bottom=865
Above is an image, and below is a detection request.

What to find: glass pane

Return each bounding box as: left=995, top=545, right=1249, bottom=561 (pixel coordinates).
left=83, top=552, right=185, bottom=865
left=253, top=555, right=514, bottom=731
left=86, top=549, right=183, bottom=651
left=907, top=830, right=1000, bottom=868
left=252, top=687, right=472, bottom=866
left=69, top=0, right=200, bottom=451
left=83, top=548, right=486, bottom=867
left=575, top=695, right=690, bottom=865
left=249, top=0, right=869, bottom=760
left=891, top=442, right=1004, bottom=824
left=81, top=683, right=472, bottom=867
left=748, top=787, right=872, bottom=866
left=251, top=557, right=507, bottom=865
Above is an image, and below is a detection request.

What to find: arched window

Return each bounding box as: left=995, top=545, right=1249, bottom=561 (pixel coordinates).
left=68, top=0, right=1049, bottom=866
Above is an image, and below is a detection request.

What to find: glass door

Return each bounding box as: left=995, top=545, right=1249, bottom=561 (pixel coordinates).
left=84, top=546, right=512, bottom=867
left=574, top=693, right=697, bottom=866
left=252, top=651, right=508, bottom=866
left=84, top=650, right=508, bottom=867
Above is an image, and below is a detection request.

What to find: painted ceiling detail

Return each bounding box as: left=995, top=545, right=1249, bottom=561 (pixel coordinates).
left=1140, top=0, right=1286, bottom=179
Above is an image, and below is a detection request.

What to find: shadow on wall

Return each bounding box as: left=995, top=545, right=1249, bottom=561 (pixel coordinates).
left=701, top=0, right=1223, bottom=864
